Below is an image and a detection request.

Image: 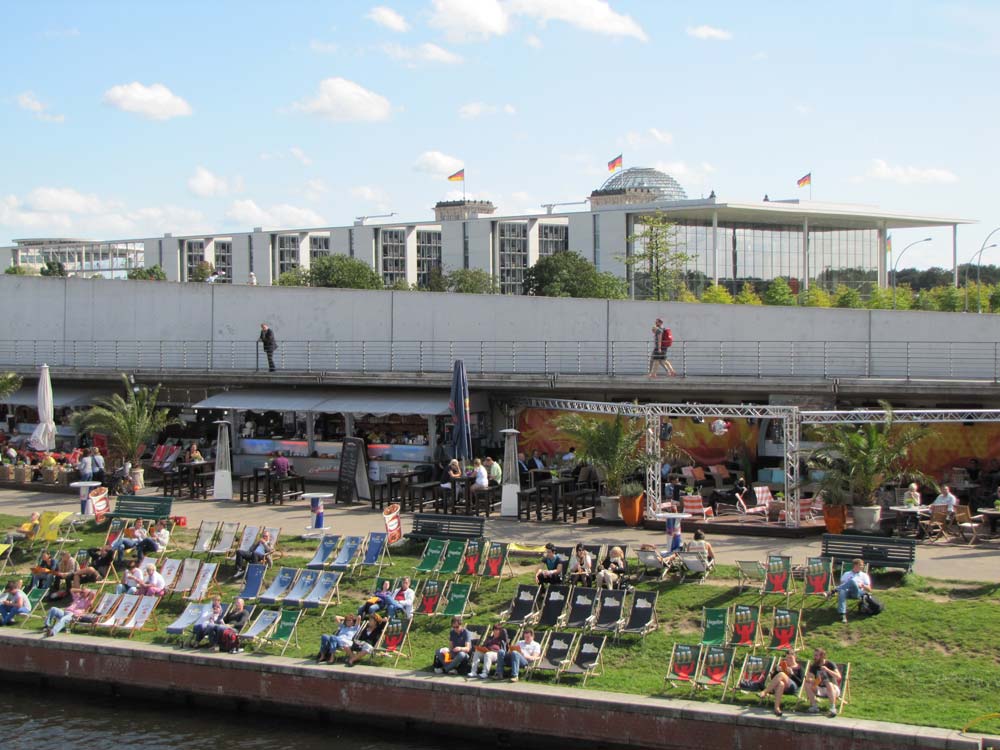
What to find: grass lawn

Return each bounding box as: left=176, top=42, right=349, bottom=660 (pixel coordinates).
left=7, top=514, right=1000, bottom=735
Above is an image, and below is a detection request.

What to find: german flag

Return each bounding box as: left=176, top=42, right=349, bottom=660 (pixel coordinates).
left=608, top=154, right=623, bottom=172
left=797, top=172, right=811, bottom=187
left=448, top=169, right=465, bottom=182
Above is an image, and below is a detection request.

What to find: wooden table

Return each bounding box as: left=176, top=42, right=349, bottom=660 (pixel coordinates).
left=176, top=460, right=215, bottom=498
left=387, top=470, right=423, bottom=511
left=889, top=505, right=929, bottom=536
left=536, top=476, right=574, bottom=521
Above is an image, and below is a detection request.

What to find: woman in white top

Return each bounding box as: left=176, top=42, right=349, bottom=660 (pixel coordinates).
left=472, top=458, right=489, bottom=491
left=137, top=563, right=166, bottom=596
left=77, top=453, right=94, bottom=481
left=684, top=530, right=715, bottom=562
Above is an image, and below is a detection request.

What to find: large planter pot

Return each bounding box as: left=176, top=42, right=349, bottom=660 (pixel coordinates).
left=597, top=495, right=622, bottom=522
left=131, top=467, right=145, bottom=491
left=823, top=505, right=848, bottom=534
left=852, top=505, right=882, bottom=533
left=619, top=493, right=645, bottom=527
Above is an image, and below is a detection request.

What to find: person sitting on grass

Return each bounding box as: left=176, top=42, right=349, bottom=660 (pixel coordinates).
left=498, top=627, right=541, bottom=682
left=535, top=543, right=565, bottom=585
left=804, top=647, right=842, bottom=717
left=347, top=613, right=385, bottom=666
left=318, top=613, right=362, bottom=664
left=568, top=543, right=594, bottom=587
left=433, top=616, right=473, bottom=675
left=469, top=622, right=508, bottom=679
left=43, top=586, right=96, bottom=637
left=759, top=649, right=803, bottom=717
left=836, top=558, right=872, bottom=624
left=0, top=580, right=29, bottom=625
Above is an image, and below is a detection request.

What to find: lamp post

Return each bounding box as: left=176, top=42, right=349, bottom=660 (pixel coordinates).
left=964, top=238, right=1000, bottom=312
left=891, top=237, right=932, bottom=309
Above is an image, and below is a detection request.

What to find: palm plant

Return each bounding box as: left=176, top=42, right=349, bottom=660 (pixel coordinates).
left=554, top=413, right=648, bottom=496
left=807, top=401, right=931, bottom=507
left=0, top=373, right=22, bottom=401
left=72, top=375, right=179, bottom=466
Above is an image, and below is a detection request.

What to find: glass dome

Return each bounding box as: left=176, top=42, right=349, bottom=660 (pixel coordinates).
left=597, top=167, right=688, bottom=200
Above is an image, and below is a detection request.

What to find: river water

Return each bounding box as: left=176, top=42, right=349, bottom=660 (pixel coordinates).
left=4, top=684, right=465, bottom=750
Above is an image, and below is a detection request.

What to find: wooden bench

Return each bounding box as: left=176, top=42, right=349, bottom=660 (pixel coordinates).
left=821, top=533, right=917, bottom=572
left=406, top=513, right=485, bottom=542
left=110, top=495, right=174, bottom=522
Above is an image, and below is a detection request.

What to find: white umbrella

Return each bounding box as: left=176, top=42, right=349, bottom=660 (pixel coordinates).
left=28, top=364, right=55, bottom=451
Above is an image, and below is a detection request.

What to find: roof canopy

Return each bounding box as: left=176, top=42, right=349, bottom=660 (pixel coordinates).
left=194, top=388, right=486, bottom=416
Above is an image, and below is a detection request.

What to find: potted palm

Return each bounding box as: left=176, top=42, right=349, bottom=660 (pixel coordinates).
left=554, top=413, right=650, bottom=524
left=807, top=402, right=930, bottom=533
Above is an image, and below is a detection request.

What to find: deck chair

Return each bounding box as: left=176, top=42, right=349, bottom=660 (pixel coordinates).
left=72, top=592, right=120, bottom=632
left=103, top=518, right=126, bottom=546
left=768, top=607, right=804, bottom=651
left=331, top=536, right=364, bottom=573
left=479, top=541, right=513, bottom=591
left=374, top=612, right=412, bottom=666
left=500, top=584, right=541, bottom=625
left=259, top=567, right=300, bottom=605
left=94, top=593, right=140, bottom=632
left=306, top=535, right=342, bottom=570
left=619, top=590, right=658, bottom=639
left=559, top=633, right=605, bottom=686
left=664, top=643, right=702, bottom=691
left=436, top=539, right=468, bottom=578
left=439, top=581, right=472, bottom=618
left=17, top=587, right=48, bottom=624
left=682, top=494, right=714, bottom=520
left=262, top=526, right=281, bottom=568
left=259, top=609, right=301, bottom=655
left=414, top=538, right=447, bottom=574
left=819, top=662, right=852, bottom=714
left=238, top=609, right=280, bottom=649
left=728, top=604, right=763, bottom=649
left=191, top=521, right=221, bottom=555
left=527, top=631, right=577, bottom=682
left=562, top=587, right=598, bottom=628
left=537, top=584, right=571, bottom=627
left=35, top=511, right=74, bottom=550
left=699, top=607, right=729, bottom=646
left=169, top=559, right=201, bottom=597
left=415, top=579, right=444, bottom=615
left=761, top=555, right=794, bottom=599
left=736, top=560, right=766, bottom=592
left=919, top=506, right=949, bottom=543
left=954, top=506, right=985, bottom=544
left=157, top=558, right=182, bottom=591
left=735, top=653, right=776, bottom=697
left=208, top=522, right=241, bottom=558
left=166, top=602, right=211, bottom=637
left=118, top=595, right=159, bottom=638
left=802, top=557, right=834, bottom=598
left=228, top=525, right=259, bottom=563
left=636, top=548, right=670, bottom=580
left=300, top=571, right=341, bottom=614
left=280, top=569, right=319, bottom=606
left=588, top=589, right=626, bottom=634
left=359, top=532, right=390, bottom=574
left=239, top=563, right=267, bottom=600
left=461, top=537, right=488, bottom=577
left=677, top=552, right=714, bottom=584
left=0, top=542, right=15, bottom=578
left=184, top=562, right=219, bottom=601
left=693, top=645, right=736, bottom=700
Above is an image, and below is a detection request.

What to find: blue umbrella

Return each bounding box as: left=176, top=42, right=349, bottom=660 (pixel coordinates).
left=449, top=359, right=472, bottom=462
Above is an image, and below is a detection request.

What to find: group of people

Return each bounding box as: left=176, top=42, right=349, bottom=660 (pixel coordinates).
left=756, top=647, right=843, bottom=717
left=432, top=618, right=541, bottom=682
left=438, top=456, right=502, bottom=493
left=316, top=577, right=417, bottom=665
left=534, top=542, right=629, bottom=590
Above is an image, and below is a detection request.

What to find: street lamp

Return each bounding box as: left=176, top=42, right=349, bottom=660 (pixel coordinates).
left=964, top=236, right=1000, bottom=312
left=891, top=237, right=932, bottom=309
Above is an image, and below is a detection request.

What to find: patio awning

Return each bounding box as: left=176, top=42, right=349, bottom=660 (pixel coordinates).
left=193, top=388, right=487, bottom=416
left=192, top=389, right=336, bottom=412
left=7, top=385, right=113, bottom=408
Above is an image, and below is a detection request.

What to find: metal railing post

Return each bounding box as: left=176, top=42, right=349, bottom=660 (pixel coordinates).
left=610, top=341, right=616, bottom=376
left=577, top=341, right=581, bottom=374
left=418, top=341, right=424, bottom=373
left=681, top=342, right=687, bottom=377
left=512, top=341, right=518, bottom=373
left=362, top=340, right=367, bottom=373
left=334, top=340, right=339, bottom=372
left=996, top=342, right=999, bottom=384
left=758, top=341, right=762, bottom=378
left=718, top=341, right=724, bottom=376
left=114, top=340, right=119, bottom=369
left=906, top=341, right=911, bottom=380
left=182, top=341, right=188, bottom=369
left=389, top=339, right=394, bottom=372
left=480, top=341, right=485, bottom=373
left=544, top=340, right=549, bottom=375
left=307, top=340, right=312, bottom=373
left=160, top=341, right=164, bottom=371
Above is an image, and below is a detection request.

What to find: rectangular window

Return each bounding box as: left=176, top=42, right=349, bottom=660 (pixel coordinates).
left=380, top=228, right=407, bottom=287
left=277, top=235, right=299, bottom=276
left=498, top=221, right=528, bottom=295
left=214, top=241, right=232, bottom=282
left=462, top=222, right=470, bottom=269
left=593, top=213, right=601, bottom=268
left=185, top=240, right=205, bottom=281
left=538, top=224, right=568, bottom=258
left=248, top=235, right=254, bottom=273
left=416, top=230, right=442, bottom=288
left=310, top=235, right=330, bottom=261
left=348, top=228, right=355, bottom=258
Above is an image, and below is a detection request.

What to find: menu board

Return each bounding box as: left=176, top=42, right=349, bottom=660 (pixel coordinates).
left=336, top=437, right=371, bottom=504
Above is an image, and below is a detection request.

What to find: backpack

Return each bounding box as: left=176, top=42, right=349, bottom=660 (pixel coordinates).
left=858, top=592, right=884, bottom=616
left=218, top=627, right=240, bottom=653
left=661, top=328, right=673, bottom=349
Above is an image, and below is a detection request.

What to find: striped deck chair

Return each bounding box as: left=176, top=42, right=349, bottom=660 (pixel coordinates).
left=479, top=541, right=513, bottom=591
left=185, top=562, right=219, bottom=602
left=166, top=602, right=211, bottom=638
left=158, top=558, right=183, bottom=591
left=588, top=589, right=626, bottom=634
left=103, top=518, right=126, bottom=546
left=169, top=559, right=201, bottom=598
left=374, top=612, right=412, bottom=666
left=439, top=581, right=472, bottom=618
left=664, top=643, right=702, bottom=691
left=239, top=563, right=267, bottom=600
left=300, top=571, right=341, bottom=614
left=94, top=593, right=140, bottom=632
left=191, top=521, right=221, bottom=556
left=537, top=584, right=571, bottom=628
left=261, top=609, right=301, bottom=655
left=499, top=584, right=541, bottom=625
left=761, top=555, right=794, bottom=599
left=259, top=568, right=300, bottom=605
left=768, top=607, right=804, bottom=651
left=306, top=535, right=341, bottom=570
left=330, top=536, right=364, bottom=573
left=208, top=522, right=241, bottom=559
left=562, top=587, right=598, bottom=629
left=699, top=607, right=729, bottom=646
left=693, top=645, right=735, bottom=700
left=735, top=653, right=775, bottom=697
left=461, top=537, right=487, bottom=577
left=619, top=590, right=658, bottom=639
left=73, top=592, right=120, bottom=632
left=527, top=631, right=577, bottom=682
left=682, top=494, right=714, bottom=520
left=414, top=538, right=447, bottom=574
left=238, top=609, right=280, bottom=649
left=118, top=595, right=159, bottom=638
left=559, top=633, right=605, bottom=686
left=280, top=569, right=319, bottom=606
left=728, top=603, right=763, bottom=649
left=227, top=525, right=259, bottom=563
left=802, top=556, right=834, bottom=599
left=359, top=532, right=390, bottom=575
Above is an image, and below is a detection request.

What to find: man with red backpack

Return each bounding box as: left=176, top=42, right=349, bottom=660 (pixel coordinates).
left=648, top=317, right=676, bottom=377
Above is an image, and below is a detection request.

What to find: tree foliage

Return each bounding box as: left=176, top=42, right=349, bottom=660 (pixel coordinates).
left=833, top=284, right=863, bottom=309
left=447, top=268, right=497, bottom=295
left=798, top=286, right=832, bottom=307
left=523, top=251, right=626, bottom=299
left=189, top=261, right=215, bottom=282
left=275, top=267, right=310, bottom=287
left=4, top=265, right=33, bottom=275
left=553, top=413, right=648, bottom=496
left=624, top=212, right=691, bottom=301
left=0, top=373, right=22, bottom=402
left=700, top=283, right=733, bottom=304
left=763, top=277, right=796, bottom=306
left=40, top=260, right=66, bottom=277
left=127, top=265, right=167, bottom=281
left=734, top=282, right=763, bottom=306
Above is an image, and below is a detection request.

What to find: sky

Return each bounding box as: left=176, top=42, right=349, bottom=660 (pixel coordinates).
left=3, top=0, right=998, bottom=269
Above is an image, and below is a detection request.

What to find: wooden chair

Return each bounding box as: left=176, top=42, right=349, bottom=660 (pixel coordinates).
left=919, top=506, right=949, bottom=543
left=953, top=505, right=984, bottom=544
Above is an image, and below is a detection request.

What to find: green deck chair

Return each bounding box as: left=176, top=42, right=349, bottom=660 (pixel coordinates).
left=727, top=604, right=762, bottom=649
left=438, top=581, right=472, bottom=618
left=699, top=607, right=729, bottom=646
left=436, top=539, right=468, bottom=577
left=414, top=539, right=447, bottom=574
left=768, top=607, right=804, bottom=651
left=761, top=554, right=794, bottom=598
left=802, top=556, right=834, bottom=598
left=263, top=609, right=302, bottom=656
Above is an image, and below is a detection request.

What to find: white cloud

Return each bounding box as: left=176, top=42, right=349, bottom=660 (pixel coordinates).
left=289, top=146, right=312, bottom=166
left=686, top=25, right=732, bottom=41
left=458, top=101, right=516, bottom=119
left=525, top=34, right=543, bottom=48
left=509, top=0, right=647, bottom=41
left=26, top=187, right=118, bottom=214
left=308, top=40, right=339, bottom=54
left=648, top=128, right=673, bottom=144
left=653, top=160, right=715, bottom=189
left=187, top=166, right=237, bottom=198
left=367, top=6, right=409, bottom=32
left=16, top=91, right=64, bottom=123
left=382, top=42, right=462, bottom=64
left=292, top=77, right=392, bottom=122
left=225, top=199, right=325, bottom=228
left=414, top=150, right=464, bottom=178
left=304, top=179, right=329, bottom=202
left=102, top=82, right=192, bottom=120
left=429, top=0, right=509, bottom=42
left=864, top=159, right=958, bottom=185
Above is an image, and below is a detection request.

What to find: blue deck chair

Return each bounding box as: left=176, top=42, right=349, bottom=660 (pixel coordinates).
left=360, top=532, right=389, bottom=574
left=259, top=567, right=299, bottom=605
left=301, top=571, right=342, bottom=614
left=331, top=536, right=364, bottom=573
left=239, top=563, right=267, bottom=600
left=281, top=569, right=319, bottom=606
left=306, top=535, right=341, bottom=569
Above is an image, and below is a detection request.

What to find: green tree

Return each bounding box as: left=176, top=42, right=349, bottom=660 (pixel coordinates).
left=700, top=283, right=733, bottom=304
left=523, top=251, right=626, bottom=299
left=676, top=288, right=699, bottom=303
left=387, top=278, right=412, bottom=291
left=734, top=282, right=763, bottom=306
left=884, top=284, right=913, bottom=310
left=553, top=413, right=648, bottom=496
left=127, top=265, right=167, bottom=281
left=309, top=255, right=384, bottom=289
left=72, top=375, right=180, bottom=466
left=833, top=284, right=863, bottom=308
left=930, top=284, right=962, bottom=312
left=417, top=265, right=449, bottom=292
left=275, top=267, right=310, bottom=286
left=798, top=286, right=832, bottom=307
left=189, top=261, right=215, bottom=282
left=763, top=277, right=796, bottom=306
left=961, top=281, right=991, bottom=313
left=0, top=373, right=22, bottom=402
left=989, top=286, right=1000, bottom=313
left=447, top=268, right=497, bottom=294
left=40, top=260, right=66, bottom=277
left=623, top=212, right=691, bottom=301
left=4, top=265, right=33, bottom=275
left=913, top=290, right=939, bottom=311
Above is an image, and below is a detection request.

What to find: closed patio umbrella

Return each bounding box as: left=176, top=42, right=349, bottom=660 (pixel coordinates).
left=449, top=359, right=472, bottom=462
left=28, top=364, right=55, bottom=451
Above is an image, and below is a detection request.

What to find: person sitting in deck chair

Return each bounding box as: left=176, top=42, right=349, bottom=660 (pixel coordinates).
left=209, top=598, right=250, bottom=651
left=433, top=616, right=473, bottom=674
left=136, top=520, right=170, bottom=564
left=74, top=545, right=114, bottom=588
left=116, top=560, right=144, bottom=595
left=759, top=649, right=803, bottom=717
left=50, top=551, right=79, bottom=598
left=136, top=562, right=166, bottom=597
left=535, top=543, right=565, bottom=585
left=388, top=577, right=415, bottom=619
left=6, top=512, right=40, bottom=543
left=43, top=585, right=96, bottom=636
left=358, top=579, right=393, bottom=617
left=347, top=613, right=386, bottom=666
left=319, top=613, right=362, bottom=664
left=804, top=647, right=842, bottom=717
left=684, top=530, right=715, bottom=564
left=469, top=622, right=508, bottom=679
left=596, top=546, right=628, bottom=589
left=111, top=519, right=148, bottom=563
left=568, top=543, right=594, bottom=587
left=498, top=627, right=542, bottom=682
left=836, top=558, right=871, bottom=624
left=234, top=530, right=273, bottom=578
left=191, top=597, right=225, bottom=647
left=0, top=580, right=29, bottom=625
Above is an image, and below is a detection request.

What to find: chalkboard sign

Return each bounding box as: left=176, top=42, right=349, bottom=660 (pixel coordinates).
left=336, top=437, right=371, bottom=504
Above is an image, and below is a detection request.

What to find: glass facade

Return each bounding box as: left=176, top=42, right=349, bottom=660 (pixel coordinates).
left=16, top=241, right=143, bottom=279
left=185, top=240, right=205, bottom=280
left=380, top=228, right=407, bottom=287
left=213, top=241, right=232, bottom=282
left=498, top=221, right=528, bottom=295
left=538, top=224, right=568, bottom=258
left=416, top=230, right=442, bottom=288
left=593, top=213, right=601, bottom=269
left=309, top=235, right=330, bottom=261
left=277, top=235, right=299, bottom=275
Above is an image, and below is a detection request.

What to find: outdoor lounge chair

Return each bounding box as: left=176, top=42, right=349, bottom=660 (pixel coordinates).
left=239, top=563, right=267, bottom=600
left=306, top=535, right=341, bottom=569
left=238, top=609, right=280, bottom=650
left=562, top=587, right=598, bottom=629
left=262, top=526, right=282, bottom=567
left=736, top=560, right=766, bottom=592
left=699, top=607, right=729, bottom=646
left=768, top=607, right=804, bottom=651
left=588, top=589, right=626, bottom=634
left=693, top=645, right=735, bottom=700
left=34, top=511, right=74, bottom=551
left=280, top=568, right=319, bottom=606
left=802, top=556, right=834, bottom=598
left=954, top=506, right=985, bottom=544
left=374, top=612, right=412, bottom=666
left=439, top=581, right=472, bottom=618
left=636, top=547, right=670, bottom=580
left=619, top=590, right=658, bottom=639
left=165, top=602, right=214, bottom=639
left=259, top=568, right=299, bottom=605
left=414, top=538, right=447, bottom=574
left=727, top=604, right=762, bottom=649
left=299, top=571, right=341, bottom=614
left=359, top=532, right=390, bottom=574
left=677, top=551, right=714, bottom=584
left=228, top=525, right=259, bottom=563
left=152, top=558, right=179, bottom=592
left=734, top=653, right=775, bottom=698
left=436, top=539, right=468, bottom=578
left=191, top=521, right=221, bottom=555
left=559, top=633, right=606, bottom=686
left=208, top=522, right=241, bottom=559
left=682, top=494, right=714, bottom=520
left=461, top=537, right=488, bottom=577
left=103, top=518, right=126, bottom=546
left=331, top=536, right=364, bottom=573
left=168, top=559, right=201, bottom=598
left=664, top=643, right=702, bottom=691
left=260, top=609, right=301, bottom=655
left=117, top=594, right=159, bottom=638
left=15, top=587, right=47, bottom=625
left=72, top=592, right=119, bottom=632
left=94, top=593, right=140, bottom=632
left=479, top=541, right=513, bottom=590
left=537, top=584, right=571, bottom=628
left=919, top=506, right=949, bottom=543
left=184, top=562, right=219, bottom=602
left=499, top=584, right=541, bottom=625
left=527, top=631, right=577, bottom=682
left=761, top=554, right=794, bottom=599
left=415, top=579, right=444, bottom=615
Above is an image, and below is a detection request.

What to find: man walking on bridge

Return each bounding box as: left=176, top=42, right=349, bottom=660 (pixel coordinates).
left=259, top=323, right=277, bottom=372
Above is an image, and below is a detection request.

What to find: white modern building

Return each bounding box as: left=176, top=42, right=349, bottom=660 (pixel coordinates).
left=1, top=168, right=972, bottom=295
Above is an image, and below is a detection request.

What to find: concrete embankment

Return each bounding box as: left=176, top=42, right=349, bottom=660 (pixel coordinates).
left=0, top=630, right=985, bottom=750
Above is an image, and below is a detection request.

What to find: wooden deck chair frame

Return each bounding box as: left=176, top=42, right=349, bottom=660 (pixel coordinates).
left=168, top=559, right=202, bottom=598
left=728, top=603, right=763, bottom=650
left=478, top=541, right=514, bottom=591
left=261, top=609, right=301, bottom=656
left=94, top=593, right=141, bottom=634
left=118, top=595, right=160, bottom=638
left=306, top=534, right=342, bottom=570
left=699, top=606, right=729, bottom=647
left=761, top=555, right=794, bottom=600
left=636, top=548, right=669, bottom=581
left=360, top=531, right=391, bottom=575
left=499, top=583, right=540, bottom=625
left=438, top=580, right=473, bottom=618
left=156, top=558, right=183, bottom=592
left=184, top=561, right=220, bottom=602
left=801, top=556, right=834, bottom=600
left=209, top=522, right=242, bottom=559
left=191, top=520, right=221, bottom=556
left=559, top=633, right=605, bottom=686
left=259, top=567, right=300, bottom=605
left=693, top=645, right=736, bottom=701
left=330, top=536, right=364, bottom=573
left=768, top=607, right=804, bottom=652
left=587, top=588, right=627, bottom=634
left=17, top=586, right=48, bottom=625
left=103, top=517, right=126, bottom=547
left=374, top=612, right=412, bottom=667
left=734, top=653, right=776, bottom=700
left=736, top=560, right=766, bottom=592
left=238, top=609, right=281, bottom=650
left=228, top=525, right=259, bottom=563
left=301, top=571, right=342, bottom=615
left=0, top=542, right=13, bottom=577
left=72, top=592, right=120, bottom=633
left=414, top=538, right=447, bottom=574
left=664, top=643, right=702, bottom=692
left=280, top=568, right=321, bottom=607
left=165, top=602, right=211, bottom=641
left=677, top=552, right=714, bottom=584
left=527, top=631, right=578, bottom=682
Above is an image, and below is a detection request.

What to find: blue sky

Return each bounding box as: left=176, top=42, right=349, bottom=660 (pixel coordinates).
left=4, top=0, right=998, bottom=269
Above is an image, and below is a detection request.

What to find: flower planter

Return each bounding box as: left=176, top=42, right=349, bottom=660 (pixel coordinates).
left=619, top=493, right=645, bottom=527
left=597, top=495, right=622, bottom=522
left=823, top=505, right=848, bottom=534
left=131, top=468, right=145, bottom=491
left=852, top=505, right=882, bottom=533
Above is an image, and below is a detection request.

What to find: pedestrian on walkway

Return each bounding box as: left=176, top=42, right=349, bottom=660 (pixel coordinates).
left=259, top=323, right=277, bottom=372
left=648, top=318, right=676, bottom=377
